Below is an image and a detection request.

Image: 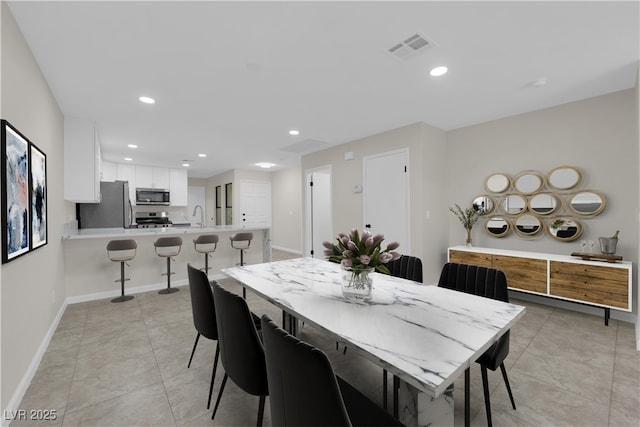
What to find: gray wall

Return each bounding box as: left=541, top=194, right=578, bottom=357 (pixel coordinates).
left=1, top=3, right=66, bottom=410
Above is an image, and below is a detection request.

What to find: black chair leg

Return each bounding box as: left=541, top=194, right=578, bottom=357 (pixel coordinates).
left=207, top=344, right=220, bottom=410
left=188, top=333, right=201, bottom=368
left=212, top=373, right=228, bottom=420
left=383, top=369, right=388, bottom=410
left=500, top=362, right=516, bottom=410
left=481, top=366, right=493, bottom=427
left=257, top=395, right=266, bottom=427
left=393, top=375, right=399, bottom=418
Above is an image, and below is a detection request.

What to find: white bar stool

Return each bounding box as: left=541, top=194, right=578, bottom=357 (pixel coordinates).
left=230, top=232, right=253, bottom=298
left=193, top=234, right=219, bottom=274
left=154, top=236, right=183, bottom=294
left=106, top=239, right=137, bottom=303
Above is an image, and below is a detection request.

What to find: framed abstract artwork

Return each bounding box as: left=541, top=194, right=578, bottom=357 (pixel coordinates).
left=30, top=142, right=47, bottom=250
left=2, top=120, right=30, bottom=263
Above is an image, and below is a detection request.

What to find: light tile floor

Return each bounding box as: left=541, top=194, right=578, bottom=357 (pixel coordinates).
left=12, top=250, right=640, bottom=426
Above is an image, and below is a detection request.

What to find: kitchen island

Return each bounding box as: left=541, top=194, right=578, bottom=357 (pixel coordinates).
left=62, top=226, right=270, bottom=301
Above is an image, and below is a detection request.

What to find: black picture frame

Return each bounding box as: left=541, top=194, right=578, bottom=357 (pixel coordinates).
left=1, top=120, right=31, bottom=263
left=30, top=142, right=47, bottom=250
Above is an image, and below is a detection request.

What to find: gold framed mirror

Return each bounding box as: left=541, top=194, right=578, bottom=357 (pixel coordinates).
left=485, top=216, right=511, bottom=237
left=485, top=173, right=511, bottom=194
left=501, top=194, right=527, bottom=215
left=472, top=195, right=494, bottom=215
left=547, top=217, right=583, bottom=241
left=514, top=214, right=543, bottom=238
left=547, top=166, right=582, bottom=191
left=513, top=170, right=544, bottom=195
left=568, top=190, right=606, bottom=216
left=528, top=193, right=560, bottom=215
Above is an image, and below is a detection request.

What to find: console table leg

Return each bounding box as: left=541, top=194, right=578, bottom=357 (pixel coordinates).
left=604, top=307, right=610, bottom=326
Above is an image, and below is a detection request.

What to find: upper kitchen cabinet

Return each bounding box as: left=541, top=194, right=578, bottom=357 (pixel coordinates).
left=117, top=163, right=137, bottom=204
left=101, top=160, right=117, bottom=182
left=64, top=117, right=102, bottom=202
left=136, top=165, right=170, bottom=189
left=170, top=168, right=188, bottom=206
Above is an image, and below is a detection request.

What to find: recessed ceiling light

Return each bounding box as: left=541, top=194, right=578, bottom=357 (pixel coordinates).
left=124, top=157, right=133, bottom=161
left=139, top=96, right=155, bottom=104
left=182, top=163, right=190, bottom=167
left=198, top=153, right=207, bottom=158
left=289, top=130, right=300, bottom=136
left=256, top=162, right=276, bottom=169
left=429, top=66, right=448, bottom=77
left=128, top=144, right=138, bottom=149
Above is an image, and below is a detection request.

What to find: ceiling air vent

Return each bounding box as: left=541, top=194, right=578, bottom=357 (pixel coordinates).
left=387, top=33, right=431, bottom=61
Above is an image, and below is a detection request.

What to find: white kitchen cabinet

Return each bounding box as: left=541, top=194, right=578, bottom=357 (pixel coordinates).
left=117, top=163, right=137, bottom=204
left=136, top=165, right=170, bottom=189
left=101, top=160, right=117, bottom=182
left=170, top=168, right=188, bottom=206
left=64, top=116, right=102, bottom=202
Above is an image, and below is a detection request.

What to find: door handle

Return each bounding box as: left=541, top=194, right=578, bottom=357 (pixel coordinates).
left=365, top=224, right=371, bottom=229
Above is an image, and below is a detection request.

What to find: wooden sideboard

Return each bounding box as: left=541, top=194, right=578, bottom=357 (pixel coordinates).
left=448, top=246, right=632, bottom=325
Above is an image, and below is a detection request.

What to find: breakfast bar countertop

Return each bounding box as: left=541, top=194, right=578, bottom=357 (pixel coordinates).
left=62, top=225, right=270, bottom=240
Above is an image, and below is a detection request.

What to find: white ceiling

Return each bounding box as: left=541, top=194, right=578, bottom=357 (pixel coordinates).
left=8, top=1, right=640, bottom=178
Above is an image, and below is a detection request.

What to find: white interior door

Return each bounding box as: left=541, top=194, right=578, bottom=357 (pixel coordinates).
left=305, top=168, right=332, bottom=258
left=363, top=149, right=410, bottom=253
left=188, top=186, right=206, bottom=225
left=239, top=180, right=272, bottom=227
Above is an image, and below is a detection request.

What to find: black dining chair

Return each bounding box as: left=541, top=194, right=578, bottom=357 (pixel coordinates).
left=186, top=264, right=220, bottom=410
left=260, top=315, right=404, bottom=427
left=211, top=282, right=269, bottom=426
left=437, top=262, right=516, bottom=427
left=384, top=255, right=423, bottom=412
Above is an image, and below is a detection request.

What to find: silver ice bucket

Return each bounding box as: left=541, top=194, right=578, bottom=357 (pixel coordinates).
left=599, top=237, right=618, bottom=255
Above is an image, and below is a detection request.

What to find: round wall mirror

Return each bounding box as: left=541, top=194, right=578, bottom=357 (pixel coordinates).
left=501, top=194, right=527, bottom=215
left=472, top=195, right=494, bottom=215
left=529, top=193, right=560, bottom=215
left=547, top=166, right=582, bottom=190
left=485, top=173, right=511, bottom=194
left=514, top=171, right=544, bottom=195
left=514, top=214, right=543, bottom=237
left=547, top=217, right=583, bottom=241
left=485, top=217, right=511, bottom=237
left=568, top=191, right=605, bottom=216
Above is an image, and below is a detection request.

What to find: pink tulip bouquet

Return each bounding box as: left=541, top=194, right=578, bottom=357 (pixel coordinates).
left=323, top=228, right=401, bottom=275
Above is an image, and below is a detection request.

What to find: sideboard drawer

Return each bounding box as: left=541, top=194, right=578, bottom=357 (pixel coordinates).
left=549, top=261, right=629, bottom=309
left=493, top=254, right=547, bottom=294
left=448, top=249, right=492, bottom=267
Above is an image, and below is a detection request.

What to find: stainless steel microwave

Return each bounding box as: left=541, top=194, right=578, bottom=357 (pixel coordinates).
left=136, top=188, right=170, bottom=205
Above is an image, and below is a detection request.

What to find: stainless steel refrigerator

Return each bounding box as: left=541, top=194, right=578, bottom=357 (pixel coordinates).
left=77, top=181, right=133, bottom=229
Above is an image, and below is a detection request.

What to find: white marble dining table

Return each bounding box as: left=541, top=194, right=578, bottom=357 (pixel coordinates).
left=222, top=257, right=526, bottom=427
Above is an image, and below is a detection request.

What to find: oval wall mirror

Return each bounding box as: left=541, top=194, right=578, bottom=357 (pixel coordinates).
left=568, top=191, right=606, bottom=216
left=513, top=171, right=544, bottom=195
left=547, top=166, right=582, bottom=190
left=485, top=173, right=511, bottom=194
left=514, top=214, right=543, bottom=237
left=529, top=193, right=560, bottom=215
left=547, top=217, right=583, bottom=241
left=472, top=195, right=494, bottom=215
left=485, top=217, right=511, bottom=237
left=501, top=194, right=527, bottom=215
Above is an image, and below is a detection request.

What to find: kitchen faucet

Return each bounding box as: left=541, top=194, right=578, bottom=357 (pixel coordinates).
left=192, top=205, right=204, bottom=228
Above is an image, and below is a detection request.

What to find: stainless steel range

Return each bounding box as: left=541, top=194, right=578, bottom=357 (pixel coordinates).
left=135, top=211, right=172, bottom=228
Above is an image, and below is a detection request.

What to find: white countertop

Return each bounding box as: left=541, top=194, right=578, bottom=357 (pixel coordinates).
left=62, top=225, right=270, bottom=240
left=223, top=257, right=526, bottom=397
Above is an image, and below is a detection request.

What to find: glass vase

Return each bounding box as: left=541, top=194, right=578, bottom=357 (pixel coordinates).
left=466, top=229, right=473, bottom=247
left=341, top=265, right=374, bottom=301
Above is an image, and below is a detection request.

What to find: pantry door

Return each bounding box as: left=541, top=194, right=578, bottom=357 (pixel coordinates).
left=363, top=149, right=410, bottom=253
